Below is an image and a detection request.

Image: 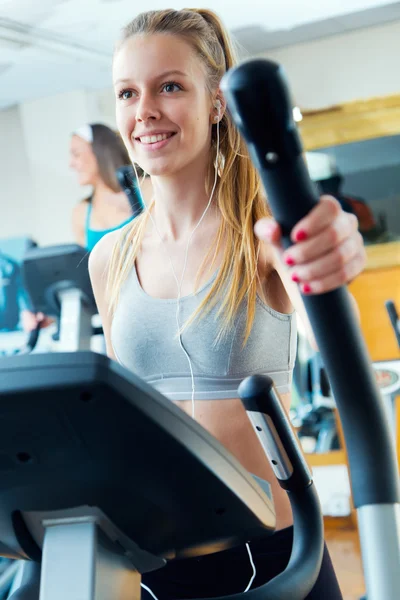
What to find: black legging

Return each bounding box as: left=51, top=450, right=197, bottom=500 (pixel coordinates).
left=142, top=526, right=343, bottom=599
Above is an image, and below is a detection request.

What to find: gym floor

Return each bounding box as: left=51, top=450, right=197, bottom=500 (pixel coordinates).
left=326, top=529, right=365, bottom=600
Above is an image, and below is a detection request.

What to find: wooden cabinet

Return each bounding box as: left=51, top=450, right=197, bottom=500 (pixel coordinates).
left=349, top=241, right=400, bottom=362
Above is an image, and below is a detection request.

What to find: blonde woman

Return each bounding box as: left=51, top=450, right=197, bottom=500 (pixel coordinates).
left=90, top=9, right=366, bottom=599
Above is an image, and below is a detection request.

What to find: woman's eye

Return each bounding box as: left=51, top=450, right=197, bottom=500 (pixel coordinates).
left=162, top=82, right=181, bottom=93
left=118, top=89, right=133, bottom=100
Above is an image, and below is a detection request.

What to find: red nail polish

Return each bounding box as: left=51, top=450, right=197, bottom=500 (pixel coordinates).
left=295, top=230, right=307, bottom=242
left=291, top=274, right=300, bottom=283
left=285, top=256, right=295, bottom=266
left=302, top=283, right=312, bottom=294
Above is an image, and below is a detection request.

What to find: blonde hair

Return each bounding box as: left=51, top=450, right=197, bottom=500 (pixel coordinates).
left=108, top=8, right=271, bottom=344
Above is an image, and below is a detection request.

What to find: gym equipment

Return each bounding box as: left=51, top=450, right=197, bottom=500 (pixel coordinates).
left=371, top=300, right=400, bottom=439
left=22, top=244, right=97, bottom=352
left=294, top=300, right=400, bottom=453
left=372, top=359, right=400, bottom=443
left=295, top=300, right=400, bottom=448
left=0, top=326, right=40, bottom=358
left=0, top=237, right=41, bottom=359
left=0, top=252, right=20, bottom=333
left=292, top=350, right=339, bottom=454
left=0, top=237, right=36, bottom=334
left=116, top=166, right=144, bottom=218
left=386, top=300, right=400, bottom=349
left=16, top=327, right=40, bottom=355
left=0, top=352, right=323, bottom=600
left=222, top=58, right=400, bottom=600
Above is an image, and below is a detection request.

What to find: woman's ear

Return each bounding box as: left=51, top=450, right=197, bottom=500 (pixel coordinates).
left=211, top=91, right=226, bottom=123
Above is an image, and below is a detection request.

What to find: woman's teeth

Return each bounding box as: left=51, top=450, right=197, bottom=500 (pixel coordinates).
left=139, top=133, right=171, bottom=144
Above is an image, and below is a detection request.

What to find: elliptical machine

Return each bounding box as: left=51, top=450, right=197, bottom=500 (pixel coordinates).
left=21, top=244, right=98, bottom=353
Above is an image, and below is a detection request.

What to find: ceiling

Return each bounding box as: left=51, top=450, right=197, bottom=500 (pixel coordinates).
left=0, top=0, right=399, bottom=110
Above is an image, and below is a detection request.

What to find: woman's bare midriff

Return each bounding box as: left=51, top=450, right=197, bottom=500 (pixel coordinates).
left=174, top=393, right=294, bottom=531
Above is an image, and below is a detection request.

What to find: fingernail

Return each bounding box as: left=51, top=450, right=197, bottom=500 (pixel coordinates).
left=302, top=283, right=312, bottom=294
left=291, top=273, right=300, bottom=283
left=285, top=256, right=295, bottom=266
left=295, top=229, right=307, bottom=242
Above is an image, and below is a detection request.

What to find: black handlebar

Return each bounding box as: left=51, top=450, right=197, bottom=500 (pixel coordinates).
left=191, top=374, right=324, bottom=599
left=116, top=166, right=144, bottom=217
left=239, top=375, right=313, bottom=493
left=192, top=486, right=323, bottom=600
left=385, top=300, right=400, bottom=350
left=26, top=324, right=40, bottom=352
left=240, top=375, right=324, bottom=599
left=18, top=323, right=41, bottom=356
left=221, top=59, right=400, bottom=509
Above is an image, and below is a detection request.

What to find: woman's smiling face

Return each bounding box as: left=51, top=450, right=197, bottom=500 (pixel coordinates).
left=113, top=33, right=214, bottom=177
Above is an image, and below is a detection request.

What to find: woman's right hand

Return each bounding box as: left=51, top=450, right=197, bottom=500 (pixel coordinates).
left=21, top=310, right=54, bottom=332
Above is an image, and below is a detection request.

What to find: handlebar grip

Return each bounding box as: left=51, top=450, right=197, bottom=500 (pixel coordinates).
left=27, top=324, right=40, bottom=352
left=221, top=58, right=400, bottom=509
left=239, top=375, right=312, bottom=493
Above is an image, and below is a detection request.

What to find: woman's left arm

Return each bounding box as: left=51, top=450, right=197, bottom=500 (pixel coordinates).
left=255, top=195, right=366, bottom=348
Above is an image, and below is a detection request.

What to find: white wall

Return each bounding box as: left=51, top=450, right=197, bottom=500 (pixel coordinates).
left=88, top=88, right=116, bottom=129
left=19, top=90, right=85, bottom=245
left=264, top=20, right=400, bottom=109
left=0, top=106, right=34, bottom=239
left=0, top=87, right=116, bottom=246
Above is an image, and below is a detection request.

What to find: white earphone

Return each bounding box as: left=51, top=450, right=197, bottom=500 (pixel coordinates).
left=214, top=99, right=222, bottom=122
left=135, top=100, right=222, bottom=420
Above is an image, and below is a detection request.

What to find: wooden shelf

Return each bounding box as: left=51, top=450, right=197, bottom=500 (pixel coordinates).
left=364, top=241, right=400, bottom=270
left=299, top=94, right=400, bottom=150
left=349, top=247, right=400, bottom=362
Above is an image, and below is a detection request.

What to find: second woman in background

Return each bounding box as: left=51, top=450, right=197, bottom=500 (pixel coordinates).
left=22, top=122, right=149, bottom=332
left=70, top=122, right=148, bottom=251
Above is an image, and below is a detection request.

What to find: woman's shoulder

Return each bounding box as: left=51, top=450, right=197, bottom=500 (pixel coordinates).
left=88, top=216, right=139, bottom=278
left=88, top=228, right=123, bottom=282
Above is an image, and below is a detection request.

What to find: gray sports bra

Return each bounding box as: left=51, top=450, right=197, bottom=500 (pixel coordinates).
left=111, top=264, right=297, bottom=401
